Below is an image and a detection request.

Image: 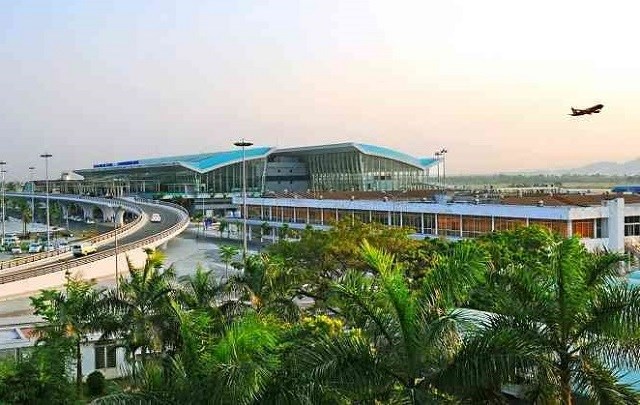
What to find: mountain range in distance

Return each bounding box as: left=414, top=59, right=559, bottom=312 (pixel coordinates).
left=513, top=158, right=640, bottom=176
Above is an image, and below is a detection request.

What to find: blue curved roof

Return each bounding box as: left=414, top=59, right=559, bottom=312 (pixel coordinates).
left=87, top=147, right=273, bottom=174
left=81, top=142, right=438, bottom=175
left=353, top=143, right=438, bottom=169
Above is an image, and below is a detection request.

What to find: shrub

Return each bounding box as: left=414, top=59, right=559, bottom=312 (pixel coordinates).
left=86, top=370, right=106, bottom=396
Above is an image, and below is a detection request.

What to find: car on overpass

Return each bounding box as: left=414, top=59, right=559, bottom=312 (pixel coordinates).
left=71, top=243, right=97, bottom=257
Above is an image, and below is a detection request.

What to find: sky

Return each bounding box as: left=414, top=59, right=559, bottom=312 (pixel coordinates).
left=1, top=0, right=640, bottom=180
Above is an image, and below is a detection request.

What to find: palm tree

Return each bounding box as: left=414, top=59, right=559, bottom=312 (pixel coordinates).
left=297, top=240, right=488, bottom=403
left=100, top=249, right=179, bottom=378
left=219, top=244, right=239, bottom=281
left=446, top=228, right=640, bottom=404
left=229, top=253, right=303, bottom=322
left=31, top=275, right=103, bottom=395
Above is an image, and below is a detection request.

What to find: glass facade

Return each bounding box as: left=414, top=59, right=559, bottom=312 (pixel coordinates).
left=304, top=152, right=428, bottom=192
left=252, top=203, right=602, bottom=242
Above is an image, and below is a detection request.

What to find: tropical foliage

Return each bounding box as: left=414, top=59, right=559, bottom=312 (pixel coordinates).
left=4, top=224, right=640, bottom=404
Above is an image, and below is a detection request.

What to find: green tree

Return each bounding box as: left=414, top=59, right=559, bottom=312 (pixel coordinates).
left=31, top=275, right=103, bottom=395
left=101, top=249, right=179, bottom=378
left=219, top=244, right=239, bottom=281
left=448, top=228, right=640, bottom=404
left=229, top=254, right=303, bottom=322
left=300, top=240, right=488, bottom=403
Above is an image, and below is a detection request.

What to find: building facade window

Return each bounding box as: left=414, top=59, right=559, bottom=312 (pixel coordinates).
left=403, top=213, right=421, bottom=233
left=308, top=208, right=323, bottom=224
left=625, top=216, right=640, bottom=236
left=370, top=211, right=388, bottom=225
left=572, top=219, right=595, bottom=238
left=494, top=217, right=526, bottom=231
left=337, top=210, right=353, bottom=224
left=437, top=214, right=460, bottom=237
left=95, top=345, right=117, bottom=369
left=529, top=219, right=568, bottom=237
left=461, top=216, right=492, bottom=237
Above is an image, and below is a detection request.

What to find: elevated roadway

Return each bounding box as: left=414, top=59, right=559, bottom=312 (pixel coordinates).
left=0, top=194, right=189, bottom=297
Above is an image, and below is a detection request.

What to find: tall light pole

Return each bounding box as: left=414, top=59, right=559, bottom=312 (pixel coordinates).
left=439, top=148, right=448, bottom=191
left=113, top=206, right=120, bottom=293
left=234, top=139, right=253, bottom=262
left=0, top=161, right=6, bottom=247
left=434, top=152, right=441, bottom=190
left=29, top=166, right=35, bottom=228
left=40, top=153, right=52, bottom=251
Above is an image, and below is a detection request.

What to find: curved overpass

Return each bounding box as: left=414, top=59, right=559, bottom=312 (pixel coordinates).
left=0, top=194, right=189, bottom=294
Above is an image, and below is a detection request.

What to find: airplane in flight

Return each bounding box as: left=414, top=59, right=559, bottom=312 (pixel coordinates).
left=569, top=104, right=604, bottom=116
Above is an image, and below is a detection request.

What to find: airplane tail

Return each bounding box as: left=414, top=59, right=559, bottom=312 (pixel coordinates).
left=571, top=107, right=577, bottom=114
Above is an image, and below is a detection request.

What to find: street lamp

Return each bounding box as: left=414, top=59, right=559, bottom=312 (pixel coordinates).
left=0, top=161, right=6, bottom=247
left=434, top=152, right=441, bottom=190
left=439, top=148, right=448, bottom=191
left=40, top=153, right=52, bottom=251
left=29, top=166, right=36, bottom=228
left=113, top=206, right=120, bottom=293
left=233, top=139, right=253, bottom=262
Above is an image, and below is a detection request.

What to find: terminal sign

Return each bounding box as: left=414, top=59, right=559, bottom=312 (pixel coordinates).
left=93, top=160, right=140, bottom=168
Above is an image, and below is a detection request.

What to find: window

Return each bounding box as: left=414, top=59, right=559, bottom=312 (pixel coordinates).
left=625, top=216, right=640, bottom=236
left=529, top=219, right=568, bottom=236
left=461, top=216, right=492, bottom=237
left=403, top=213, right=421, bottom=233
left=494, top=217, right=526, bottom=231
left=572, top=219, right=595, bottom=238
left=438, top=214, right=461, bottom=237
left=424, top=214, right=435, bottom=235
left=95, top=345, right=117, bottom=369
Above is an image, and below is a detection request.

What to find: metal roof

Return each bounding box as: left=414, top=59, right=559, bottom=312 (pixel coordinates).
left=78, top=142, right=438, bottom=175
left=82, top=147, right=274, bottom=174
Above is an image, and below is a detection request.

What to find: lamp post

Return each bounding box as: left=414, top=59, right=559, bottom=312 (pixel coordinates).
left=233, top=139, right=253, bottom=262
left=113, top=206, right=119, bottom=292
left=40, top=153, right=52, bottom=251
left=434, top=152, right=441, bottom=190
left=0, top=161, right=6, bottom=247
left=439, top=148, right=448, bottom=191
left=29, top=166, right=35, bottom=227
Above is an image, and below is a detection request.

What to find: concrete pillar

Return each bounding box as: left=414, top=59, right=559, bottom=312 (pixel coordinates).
left=607, top=198, right=625, bottom=253
left=100, top=206, right=115, bottom=223
left=114, top=207, right=125, bottom=226
left=80, top=204, right=93, bottom=220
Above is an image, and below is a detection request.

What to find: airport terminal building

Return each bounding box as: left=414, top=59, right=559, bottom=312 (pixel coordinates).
left=30, top=141, right=640, bottom=255
left=72, top=142, right=439, bottom=198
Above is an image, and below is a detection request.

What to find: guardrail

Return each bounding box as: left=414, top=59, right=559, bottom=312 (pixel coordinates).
left=0, top=200, right=189, bottom=284
left=0, top=196, right=143, bottom=271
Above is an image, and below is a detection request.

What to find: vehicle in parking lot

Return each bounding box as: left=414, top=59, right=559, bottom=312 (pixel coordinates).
left=150, top=213, right=162, bottom=223
left=72, top=243, right=97, bottom=257
left=10, top=247, right=22, bottom=254
left=5, top=236, right=20, bottom=247
left=28, top=243, right=43, bottom=253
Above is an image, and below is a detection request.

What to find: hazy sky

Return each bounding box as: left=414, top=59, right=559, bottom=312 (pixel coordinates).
left=2, top=0, right=640, bottom=180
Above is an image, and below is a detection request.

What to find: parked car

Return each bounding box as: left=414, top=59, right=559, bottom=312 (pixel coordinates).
left=10, top=246, right=22, bottom=254
left=28, top=243, right=43, bottom=253
left=85, top=219, right=96, bottom=224
left=5, top=236, right=20, bottom=247
left=72, top=243, right=97, bottom=257
left=150, top=213, right=162, bottom=223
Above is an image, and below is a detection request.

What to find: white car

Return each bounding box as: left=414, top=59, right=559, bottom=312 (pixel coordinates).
left=150, top=213, right=162, bottom=223
left=28, top=243, right=43, bottom=253
left=72, top=243, right=97, bottom=257
left=10, top=247, right=22, bottom=254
